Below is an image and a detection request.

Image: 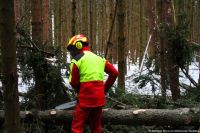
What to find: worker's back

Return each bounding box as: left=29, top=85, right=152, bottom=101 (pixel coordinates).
left=71, top=51, right=106, bottom=108
left=75, top=51, right=106, bottom=82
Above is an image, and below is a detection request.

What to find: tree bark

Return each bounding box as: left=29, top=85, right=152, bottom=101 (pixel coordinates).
left=31, top=0, right=43, bottom=45
left=71, top=0, right=76, bottom=35
left=53, top=0, right=62, bottom=45
left=157, top=0, right=167, bottom=100
left=146, top=0, right=156, bottom=57
left=92, top=0, right=97, bottom=52
left=0, top=108, right=199, bottom=126
left=80, top=0, right=87, bottom=35
left=0, top=0, right=21, bottom=132
left=31, top=0, right=46, bottom=110
left=14, top=0, right=21, bottom=24
left=164, top=0, right=180, bottom=101
left=42, top=0, right=50, bottom=44
left=139, top=0, right=144, bottom=67
left=117, top=0, right=126, bottom=91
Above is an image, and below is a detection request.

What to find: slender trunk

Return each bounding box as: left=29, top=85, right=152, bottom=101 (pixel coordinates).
left=92, top=0, right=97, bottom=52
left=71, top=0, right=76, bottom=35
left=117, top=0, right=125, bottom=91
left=197, top=2, right=200, bottom=84
left=135, top=0, right=140, bottom=63
left=139, top=0, right=144, bottom=67
left=164, top=0, right=180, bottom=101
left=42, top=0, right=50, bottom=44
left=100, top=1, right=104, bottom=55
left=102, top=1, right=106, bottom=55
left=129, top=0, right=134, bottom=64
left=157, top=0, right=167, bottom=100
left=96, top=0, right=103, bottom=55
left=54, top=0, right=62, bottom=45
left=49, top=0, right=54, bottom=46
left=14, top=0, right=20, bottom=24
left=146, top=0, right=156, bottom=57
left=58, top=0, right=62, bottom=45
left=31, top=0, right=43, bottom=45
left=81, top=0, right=87, bottom=35
left=88, top=0, right=93, bottom=50
left=31, top=0, right=46, bottom=110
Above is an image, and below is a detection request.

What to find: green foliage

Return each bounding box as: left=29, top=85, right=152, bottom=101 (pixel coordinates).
left=106, top=88, right=168, bottom=109
left=160, top=12, right=195, bottom=69
left=133, top=57, right=160, bottom=94
left=183, top=85, right=200, bottom=103
left=17, top=27, right=70, bottom=110
left=134, top=74, right=158, bottom=89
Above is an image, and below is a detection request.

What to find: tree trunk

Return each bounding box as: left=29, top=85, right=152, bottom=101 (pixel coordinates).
left=164, top=0, right=180, bottom=101
left=90, top=0, right=97, bottom=53
left=88, top=0, right=93, bottom=50
left=146, top=0, right=156, bottom=57
left=139, top=0, right=144, bottom=67
left=197, top=2, right=200, bottom=85
left=31, top=0, right=43, bottom=45
left=0, top=0, right=21, bottom=132
left=92, top=0, right=97, bottom=52
left=14, top=0, right=20, bottom=24
left=130, top=0, right=136, bottom=63
left=80, top=0, right=89, bottom=37
left=42, top=0, right=50, bottom=44
left=71, top=0, right=76, bottom=35
left=31, top=0, right=46, bottom=110
left=54, top=0, right=62, bottom=46
left=103, top=108, right=200, bottom=126
left=49, top=0, right=54, bottom=46
left=134, top=0, right=140, bottom=63
left=117, top=0, right=126, bottom=91
left=157, top=0, right=167, bottom=100
left=97, top=0, right=104, bottom=56
left=0, top=108, right=199, bottom=126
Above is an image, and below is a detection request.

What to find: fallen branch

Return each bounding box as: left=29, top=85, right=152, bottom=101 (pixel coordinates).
left=180, top=67, right=198, bottom=88
left=17, top=45, right=54, bottom=57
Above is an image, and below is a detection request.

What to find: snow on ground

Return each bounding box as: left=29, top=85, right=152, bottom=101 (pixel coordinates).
left=123, top=61, right=199, bottom=96
left=0, top=61, right=199, bottom=96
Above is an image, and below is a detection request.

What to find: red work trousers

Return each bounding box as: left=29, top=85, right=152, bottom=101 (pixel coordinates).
left=71, top=104, right=103, bottom=133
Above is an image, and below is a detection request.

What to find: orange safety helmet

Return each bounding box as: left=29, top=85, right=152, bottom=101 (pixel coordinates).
left=67, top=34, right=88, bottom=50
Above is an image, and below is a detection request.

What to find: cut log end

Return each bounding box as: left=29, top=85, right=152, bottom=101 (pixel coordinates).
left=50, top=110, right=57, bottom=115
left=133, top=109, right=146, bottom=115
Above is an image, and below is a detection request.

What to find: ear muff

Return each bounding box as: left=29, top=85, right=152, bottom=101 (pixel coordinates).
left=75, top=41, right=83, bottom=50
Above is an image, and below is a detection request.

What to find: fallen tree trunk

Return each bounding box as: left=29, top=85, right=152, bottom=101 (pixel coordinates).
left=103, top=108, right=200, bottom=126
left=0, top=108, right=199, bottom=126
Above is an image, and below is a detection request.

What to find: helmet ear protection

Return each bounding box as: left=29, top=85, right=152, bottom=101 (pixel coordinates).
left=67, top=34, right=88, bottom=51
left=75, top=41, right=83, bottom=50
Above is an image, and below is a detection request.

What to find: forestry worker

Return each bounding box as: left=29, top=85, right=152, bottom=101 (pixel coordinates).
left=66, top=34, right=118, bottom=133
